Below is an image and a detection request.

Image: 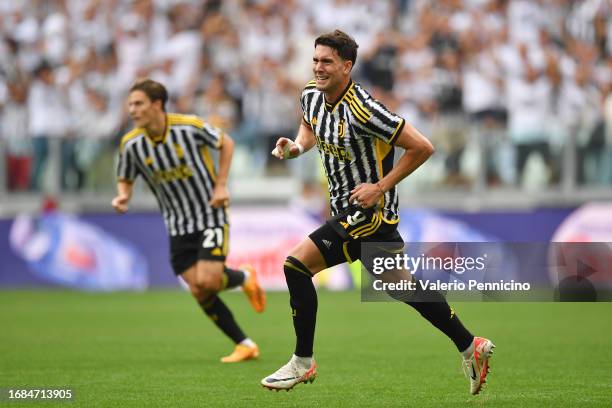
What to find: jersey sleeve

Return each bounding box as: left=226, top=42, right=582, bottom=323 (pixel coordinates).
left=193, top=120, right=225, bottom=149
left=300, top=80, right=317, bottom=126
left=355, top=89, right=405, bottom=145
left=117, top=143, right=139, bottom=182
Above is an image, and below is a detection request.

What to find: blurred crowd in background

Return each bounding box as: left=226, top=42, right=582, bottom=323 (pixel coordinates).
left=0, top=0, right=611, bottom=194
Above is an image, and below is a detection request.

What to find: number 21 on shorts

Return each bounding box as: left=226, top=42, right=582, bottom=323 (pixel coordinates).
left=202, top=227, right=224, bottom=249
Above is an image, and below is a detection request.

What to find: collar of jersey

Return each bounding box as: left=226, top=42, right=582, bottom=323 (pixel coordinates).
left=324, top=79, right=354, bottom=113
left=144, top=114, right=170, bottom=145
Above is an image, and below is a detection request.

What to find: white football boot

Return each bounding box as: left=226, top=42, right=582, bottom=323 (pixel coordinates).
left=261, top=355, right=317, bottom=391
left=462, top=337, right=495, bottom=395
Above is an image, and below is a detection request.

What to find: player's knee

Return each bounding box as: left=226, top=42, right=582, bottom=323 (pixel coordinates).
left=283, top=256, right=318, bottom=310
left=288, top=238, right=327, bottom=273
left=284, top=256, right=313, bottom=280
left=195, top=274, right=221, bottom=293
left=188, top=273, right=220, bottom=298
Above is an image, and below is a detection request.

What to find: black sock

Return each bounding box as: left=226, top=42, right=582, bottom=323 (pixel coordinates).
left=405, top=287, right=473, bottom=352
left=222, top=266, right=246, bottom=290
left=199, top=295, right=247, bottom=344
left=284, top=256, right=317, bottom=357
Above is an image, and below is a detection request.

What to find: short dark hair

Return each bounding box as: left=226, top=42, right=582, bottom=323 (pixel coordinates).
left=314, top=30, right=359, bottom=66
left=129, top=79, right=168, bottom=111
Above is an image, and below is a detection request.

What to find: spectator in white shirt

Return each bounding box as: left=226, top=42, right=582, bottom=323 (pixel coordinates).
left=2, top=80, right=30, bottom=191
left=506, top=64, right=554, bottom=186
left=27, top=61, right=69, bottom=190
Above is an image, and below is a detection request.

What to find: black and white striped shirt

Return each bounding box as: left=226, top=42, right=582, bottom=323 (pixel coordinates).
left=117, top=113, right=227, bottom=236
left=301, top=80, right=405, bottom=223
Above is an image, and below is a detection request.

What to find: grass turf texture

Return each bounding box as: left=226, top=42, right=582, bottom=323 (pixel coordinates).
left=1, top=290, right=611, bottom=407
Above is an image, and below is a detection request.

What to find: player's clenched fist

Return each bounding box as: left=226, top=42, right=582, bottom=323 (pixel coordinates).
left=271, top=137, right=303, bottom=160
left=111, top=195, right=130, bottom=214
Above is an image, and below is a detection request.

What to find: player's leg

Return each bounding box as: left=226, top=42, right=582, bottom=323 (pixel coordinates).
left=360, top=226, right=494, bottom=394
left=170, top=230, right=259, bottom=362
left=401, top=284, right=496, bottom=394
left=284, top=237, right=327, bottom=357
left=396, top=267, right=494, bottom=393
left=213, top=263, right=266, bottom=313
left=201, top=224, right=266, bottom=312
left=181, top=260, right=259, bottom=362
left=220, top=265, right=246, bottom=290
left=181, top=261, right=245, bottom=344
left=262, top=224, right=346, bottom=391
left=196, top=225, right=264, bottom=362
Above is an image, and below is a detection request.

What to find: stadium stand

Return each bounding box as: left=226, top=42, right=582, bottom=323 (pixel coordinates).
left=0, top=0, right=610, bottom=214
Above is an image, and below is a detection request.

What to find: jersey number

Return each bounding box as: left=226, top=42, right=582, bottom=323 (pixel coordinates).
left=202, top=227, right=223, bottom=248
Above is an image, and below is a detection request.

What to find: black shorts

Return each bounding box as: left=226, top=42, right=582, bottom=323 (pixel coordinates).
left=309, top=206, right=404, bottom=268
left=169, top=225, right=229, bottom=275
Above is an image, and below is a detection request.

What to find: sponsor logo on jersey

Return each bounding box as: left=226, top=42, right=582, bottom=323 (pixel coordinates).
left=316, top=138, right=352, bottom=161
left=152, top=164, right=193, bottom=183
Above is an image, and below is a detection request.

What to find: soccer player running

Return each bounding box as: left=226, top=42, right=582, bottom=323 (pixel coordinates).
left=112, top=79, right=265, bottom=363
left=261, top=31, right=494, bottom=394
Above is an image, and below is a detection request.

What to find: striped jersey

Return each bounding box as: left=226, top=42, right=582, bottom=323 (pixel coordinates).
left=117, top=113, right=227, bottom=236
left=301, top=80, right=405, bottom=222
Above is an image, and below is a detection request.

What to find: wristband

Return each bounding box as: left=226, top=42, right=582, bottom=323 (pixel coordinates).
left=295, top=142, right=304, bottom=155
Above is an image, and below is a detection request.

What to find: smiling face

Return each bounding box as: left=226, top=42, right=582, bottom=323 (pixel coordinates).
left=128, top=90, right=161, bottom=129
left=313, top=44, right=353, bottom=99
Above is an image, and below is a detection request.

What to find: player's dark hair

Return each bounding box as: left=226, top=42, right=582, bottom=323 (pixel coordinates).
left=129, top=79, right=168, bottom=111
left=315, top=30, right=359, bottom=66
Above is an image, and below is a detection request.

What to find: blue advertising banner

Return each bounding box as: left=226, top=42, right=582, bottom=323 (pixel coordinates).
left=0, top=206, right=582, bottom=290
left=8, top=213, right=148, bottom=291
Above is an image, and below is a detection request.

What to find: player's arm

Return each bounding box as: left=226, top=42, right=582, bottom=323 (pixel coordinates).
left=113, top=140, right=138, bottom=213
left=271, top=120, right=316, bottom=160
left=112, top=180, right=134, bottom=214
left=209, top=133, right=234, bottom=208
left=350, top=122, right=434, bottom=208
left=379, top=122, right=434, bottom=191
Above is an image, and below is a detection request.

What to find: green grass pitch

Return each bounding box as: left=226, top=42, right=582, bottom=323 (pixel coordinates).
left=1, top=290, right=611, bottom=407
